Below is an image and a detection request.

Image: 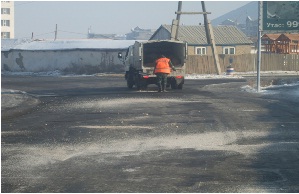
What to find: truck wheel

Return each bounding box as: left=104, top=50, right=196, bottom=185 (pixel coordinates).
left=127, top=80, right=134, bottom=89
left=177, top=83, right=183, bottom=89
left=171, top=79, right=178, bottom=89
left=127, top=76, right=134, bottom=89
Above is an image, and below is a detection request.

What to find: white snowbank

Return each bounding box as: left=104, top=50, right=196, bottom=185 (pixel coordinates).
left=1, top=70, right=64, bottom=77
left=242, top=79, right=299, bottom=104
left=1, top=89, right=32, bottom=109
left=186, top=71, right=299, bottom=80
left=185, top=73, right=243, bottom=79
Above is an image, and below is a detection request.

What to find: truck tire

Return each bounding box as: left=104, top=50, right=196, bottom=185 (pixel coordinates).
left=177, top=83, right=183, bottom=89
left=170, top=78, right=183, bottom=89
left=135, top=74, right=148, bottom=90
left=127, top=79, right=134, bottom=89
left=127, top=76, right=134, bottom=89
left=170, top=79, right=178, bottom=89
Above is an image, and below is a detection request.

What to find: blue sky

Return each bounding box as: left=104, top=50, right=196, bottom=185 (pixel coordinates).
left=14, top=1, right=250, bottom=39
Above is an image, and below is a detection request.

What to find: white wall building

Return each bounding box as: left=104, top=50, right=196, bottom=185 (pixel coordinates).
left=1, top=39, right=136, bottom=74
left=1, top=1, right=14, bottom=39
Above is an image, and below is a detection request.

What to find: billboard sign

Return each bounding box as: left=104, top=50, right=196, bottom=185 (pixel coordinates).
left=262, top=1, right=299, bottom=31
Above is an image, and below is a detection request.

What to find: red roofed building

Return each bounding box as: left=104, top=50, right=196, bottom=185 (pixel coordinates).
left=276, top=34, right=299, bottom=54
left=262, top=33, right=299, bottom=54
left=261, top=34, right=281, bottom=53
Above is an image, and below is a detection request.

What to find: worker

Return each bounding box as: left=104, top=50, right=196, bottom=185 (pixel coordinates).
left=153, top=55, right=176, bottom=92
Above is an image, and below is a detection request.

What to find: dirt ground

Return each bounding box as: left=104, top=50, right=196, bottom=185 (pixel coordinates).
left=1, top=75, right=299, bottom=192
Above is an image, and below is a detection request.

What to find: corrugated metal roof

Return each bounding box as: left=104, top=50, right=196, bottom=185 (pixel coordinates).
left=160, top=25, right=253, bottom=45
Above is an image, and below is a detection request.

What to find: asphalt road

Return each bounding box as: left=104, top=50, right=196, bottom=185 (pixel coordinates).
left=1, top=75, right=299, bottom=192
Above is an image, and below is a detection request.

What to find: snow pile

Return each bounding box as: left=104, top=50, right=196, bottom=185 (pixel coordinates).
left=1, top=70, right=64, bottom=77
left=242, top=79, right=299, bottom=104
left=1, top=89, right=27, bottom=95
left=238, top=71, right=299, bottom=76
left=242, top=78, right=299, bottom=93
left=1, top=89, right=37, bottom=110
left=186, top=73, right=243, bottom=79
left=241, top=85, right=273, bottom=94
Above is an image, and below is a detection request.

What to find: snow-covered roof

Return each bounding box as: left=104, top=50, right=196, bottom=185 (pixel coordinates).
left=1, top=39, right=138, bottom=51
left=1, top=39, right=30, bottom=51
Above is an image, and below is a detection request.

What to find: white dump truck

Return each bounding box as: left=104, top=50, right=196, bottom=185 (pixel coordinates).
left=118, top=40, right=187, bottom=90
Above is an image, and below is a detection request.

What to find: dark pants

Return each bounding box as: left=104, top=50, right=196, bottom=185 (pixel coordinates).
left=156, top=73, right=168, bottom=91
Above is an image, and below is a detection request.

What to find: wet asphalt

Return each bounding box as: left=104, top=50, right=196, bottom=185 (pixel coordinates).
left=1, top=74, right=299, bottom=192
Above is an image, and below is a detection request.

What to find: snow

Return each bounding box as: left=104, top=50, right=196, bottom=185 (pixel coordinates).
left=185, top=73, right=244, bottom=79
left=1, top=39, right=139, bottom=51
left=1, top=38, right=32, bottom=51
left=186, top=71, right=299, bottom=79
left=242, top=81, right=299, bottom=93
left=1, top=89, right=34, bottom=109
left=1, top=70, right=64, bottom=77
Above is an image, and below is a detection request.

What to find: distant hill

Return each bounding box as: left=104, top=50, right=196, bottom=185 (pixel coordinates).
left=211, top=1, right=258, bottom=25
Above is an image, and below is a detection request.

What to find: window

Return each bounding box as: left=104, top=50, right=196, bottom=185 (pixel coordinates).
left=1, top=8, right=10, bottom=14
left=223, top=47, right=235, bottom=54
left=1, top=32, right=10, bottom=39
left=1, top=20, right=10, bottom=27
left=195, top=47, right=206, bottom=55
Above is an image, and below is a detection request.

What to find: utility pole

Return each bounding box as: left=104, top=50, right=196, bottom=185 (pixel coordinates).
left=54, top=24, right=57, bottom=41
left=207, top=20, right=221, bottom=75
left=171, top=1, right=182, bottom=40
left=171, top=1, right=221, bottom=74
left=201, top=1, right=221, bottom=75
left=175, top=1, right=182, bottom=40
left=256, top=1, right=262, bottom=92
left=201, top=1, right=211, bottom=44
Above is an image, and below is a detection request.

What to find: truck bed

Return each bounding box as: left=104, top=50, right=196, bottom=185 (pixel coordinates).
left=141, top=40, right=186, bottom=68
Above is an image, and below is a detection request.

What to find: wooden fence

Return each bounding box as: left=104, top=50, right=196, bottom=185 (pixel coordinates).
left=186, top=53, right=299, bottom=74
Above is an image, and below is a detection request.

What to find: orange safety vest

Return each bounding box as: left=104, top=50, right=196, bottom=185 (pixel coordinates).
left=154, top=58, right=171, bottom=74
